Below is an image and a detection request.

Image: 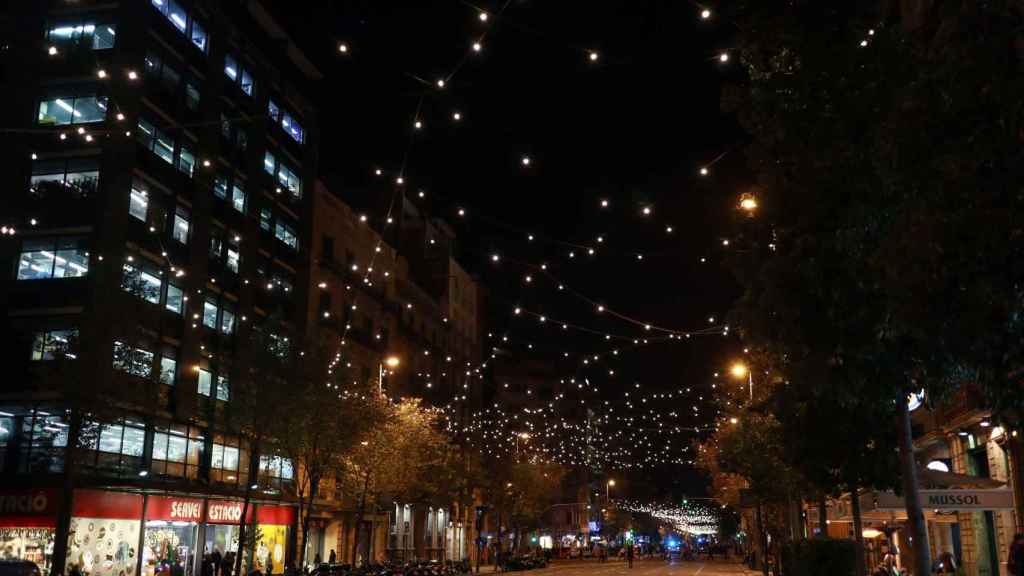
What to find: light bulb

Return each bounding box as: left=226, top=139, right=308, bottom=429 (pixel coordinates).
left=128, top=70, right=138, bottom=80
left=396, top=176, right=404, bottom=184
left=860, top=40, right=868, bottom=47
left=642, top=206, right=652, bottom=215
left=97, top=69, right=107, bottom=79
left=473, top=42, right=482, bottom=52
left=375, top=168, right=382, bottom=175
left=457, top=208, right=466, bottom=216
left=600, top=199, right=609, bottom=207
left=521, top=156, right=531, bottom=166
left=414, top=120, right=423, bottom=129
left=589, top=51, right=599, bottom=62
left=719, top=53, right=729, bottom=63
left=701, top=9, right=711, bottom=19
left=479, top=12, right=489, bottom=22
left=339, top=43, right=349, bottom=53
left=453, top=111, right=462, bottom=121
left=700, top=167, right=708, bottom=176
left=48, top=46, right=58, bottom=56
left=437, top=79, right=446, bottom=88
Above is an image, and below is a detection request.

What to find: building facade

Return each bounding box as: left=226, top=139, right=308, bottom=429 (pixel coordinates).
left=0, top=1, right=319, bottom=574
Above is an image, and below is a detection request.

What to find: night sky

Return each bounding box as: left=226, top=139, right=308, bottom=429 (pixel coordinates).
left=271, top=1, right=745, bottom=498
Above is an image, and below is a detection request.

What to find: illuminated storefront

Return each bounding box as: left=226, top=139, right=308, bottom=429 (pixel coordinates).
left=203, top=499, right=252, bottom=572
left=0, top=488, right=60, bottom=574
left=142, top=496, right=203, bottom=576
left=66, top=490, right=144, bottom=576
left=253, top=505, right=293, bottom=575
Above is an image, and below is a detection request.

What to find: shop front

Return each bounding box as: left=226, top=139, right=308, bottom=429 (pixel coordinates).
left=0, top=488, right=60, bottom=574
left=66, top=490, right=144, bottom=576
left=142, top=496, right=203, bottom=576
left=254, top=505, right=293, bottom=576
left=204, top=499, right=253, bottom=574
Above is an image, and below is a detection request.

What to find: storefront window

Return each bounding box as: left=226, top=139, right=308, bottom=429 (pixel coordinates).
left=0, top=488, right=59, bottom=575
left=143, top=496, right=201, bottom=576
left=254, top=506, right=293, bottom=576
left=66, top=490, right=143, bottom=576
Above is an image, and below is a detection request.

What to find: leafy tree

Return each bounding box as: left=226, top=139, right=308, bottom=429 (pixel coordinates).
left=723, top=1, right=1024, bottom=574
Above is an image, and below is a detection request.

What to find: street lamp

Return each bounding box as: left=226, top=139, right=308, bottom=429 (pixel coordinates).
left=379, top=355, right=400, bottom=394
left=606, top=479, right=616, bottom=501
left=730, top=362, right=753, bottom=402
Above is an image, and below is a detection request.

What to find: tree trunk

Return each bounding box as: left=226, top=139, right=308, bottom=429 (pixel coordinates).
left=850, top=487, right=865, bottom=576
left=897, top=395, right=931, bottom=576
left=298, top=475, right=319, bottom=569
left=818, top=493, right=828, bottom=538
left=234, top=492, right=251, bottom=576
left=351, top=470, right=371, bottom=566
left=51, top=411, right=83, bottom=576
left=756, top=502, right=768, bottom=576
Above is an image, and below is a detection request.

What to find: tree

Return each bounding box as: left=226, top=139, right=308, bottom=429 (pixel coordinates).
left=270, top=342, right=384, bottom=569
left=723, top=2, right=1024, bottom=574
left=339, top=397, right=449, bottom=565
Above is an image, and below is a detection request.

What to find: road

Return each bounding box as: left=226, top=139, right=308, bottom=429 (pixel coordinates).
left=490, top=558, right=757, bottom=576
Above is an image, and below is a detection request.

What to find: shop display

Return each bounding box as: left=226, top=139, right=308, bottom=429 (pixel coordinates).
left=0, top=488, right=60, bottom=574
left=66, top=491, right=143, bottom=576
left=142, top=497, right=202, bottom=576
left=254, top=506, right=293, bottom=576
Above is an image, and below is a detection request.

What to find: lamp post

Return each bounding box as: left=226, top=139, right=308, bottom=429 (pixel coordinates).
left=379, top=355, right=400, bottom=395
left=606, top=479, right=615, bottom=501
left=731, top=362, right=753, bottom=402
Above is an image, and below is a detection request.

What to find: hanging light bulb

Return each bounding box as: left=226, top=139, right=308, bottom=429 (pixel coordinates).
left=473, top=41, right=483, bottom=52
left=700, top=8, right=711, bottom=19
left=589, top=51, right=599, bottom=62
left=453, top=111, right=462, bottom=121
left=739, top=193, right=758, bottom=212
left=521, top=156, right=531, bottom=166
left=719, top=52, right=729, bottom=63
left=479, top=11, right=489, bottom=22
left=339, top=43, right=349, bottom=53
left=600, top=199, right=609, bottom=208
left=437, top=79, right=446, bottom=88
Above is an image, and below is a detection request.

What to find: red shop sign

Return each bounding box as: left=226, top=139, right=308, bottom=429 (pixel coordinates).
left=73, top=489, right=144, bottom=520
left=0, top=488, right=59, bottom=527
left=146, top=495, right=204, bottom=522
left=206, top=500, right=254, bottom=525
left=256, top=504, right=295, bottom=526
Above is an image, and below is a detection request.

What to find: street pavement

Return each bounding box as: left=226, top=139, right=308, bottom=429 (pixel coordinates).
left=479, top=558, right=758, bottom=576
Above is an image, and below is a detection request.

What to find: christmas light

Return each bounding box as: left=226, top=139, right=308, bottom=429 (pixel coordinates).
left=453, top=111, right=462, bottom=121
left=472, top=41, right=482, bottom=52
left=718, top=53, right=729, bottom=63
left=479, top=11, right=489, bottom=22
left=521, top=156, right=531, bottom=166
left=589, top=51, right=599, bottom=62
left=338, top=43, right=349, bottom=53
left=700, top=8, right=712, bottom=19
left=97, top=69, right=107, bottom=79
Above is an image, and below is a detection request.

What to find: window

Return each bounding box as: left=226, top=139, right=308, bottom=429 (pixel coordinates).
left=211, top=442, right=239, bottom=472
left=268, top=100, right=280, bottom=122
left=37, top=96, right=107, bottom=126
left=221, top=308, right=235, bottom=335
left=224, top=54, right=254, bottom=96
left=129, top=182, right=149, bottom=221
left=113, top=341, right=154, bottom=378
left=172, top=208, right=190, bottom=244
left=215, top=374, right=230, bottom=401
left=30, top=157, right=99, bottom=199
left=226, top=246, right=240, bottom=274
left=198, top=368, right=212, bottom=396
left=31, top=329, right=78, bottom=361
left=98, top=422, right=145, bottom=457
left=259, top=208, right=272, bottom=231
left=263, top=151, right=302, bottom=198
left=144, top=51, right=181, bottom=93
left=17, top=237, right=89, bottom=280
left=274, top=221, right=298, bottom=250
left=280, top=111, right=304, bottom=144
left=121, top=263, right=162, bottom=304
left=159, top=355, right=177, bottom=386
left=203, top=300, right=218, bottom=329
left=177, top=144, right=195, bottom=177
left=47, top=22, right=117, bottom=50
left=231, top=183, right=246, bottom=213
left=209, top=229, right=223, bottom=259
left=258, top=455, right=294, bottom=488
left=166, top=283, right=184, bottom=314
left=150, top=424, right=204, bottom=478
left=150, top=0, right=208, bottom=54
left=185, top=81, right=201, bottom=111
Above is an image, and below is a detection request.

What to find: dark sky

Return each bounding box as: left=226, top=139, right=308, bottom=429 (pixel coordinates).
left=272, top=1, right=745, bottom=498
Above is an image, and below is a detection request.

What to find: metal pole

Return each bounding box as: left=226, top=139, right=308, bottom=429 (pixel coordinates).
left=378, top=362, right=384, bottom=395
left=749, top=372, right=754, bottom=402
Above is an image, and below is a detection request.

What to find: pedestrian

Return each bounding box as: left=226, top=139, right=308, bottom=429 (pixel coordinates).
left=328, top=550, right=336, bottom=565
left=313, top=553, right=321, bottom=567
left=212, top=548, right=223, bottom=576
left=266, top=551, right=274, bottom=576
left=626, top=543, right=634, bottom=568
left=1010, top=534, right=1024, bottom=576
left=222, top=552, right=235, bottom=576
left=69, top=564, right=83, bottom=576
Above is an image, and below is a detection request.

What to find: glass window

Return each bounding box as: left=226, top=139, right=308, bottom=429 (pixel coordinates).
left=280, top=112, right=304, bottom=144
left=167, top=1, right=188, bottom=32
left=30, top=157, right=99, bottom=199
left=203, top=300, right=218, bottom=329
left=226, top=248, right=240, bottom=273
left=224, top=55, right=238, bottom=82
left=153, top=126, right=175, bottom=164
left=172, top=208, right=190, bottom=244
left=122, top=263, right=162, bottom=304
left=98, top=424, right=125, bottom=454
left=214, top=174, right=228, bottom=199
left=161, top=63, right=181, bottom=90
left=189, top=19, right=207, bottom=52
left=277, top=163, right=301, bottom=198
left=177, top=144, right=195, bottom=177
left=215, top=374, right=230, bottom=401
left=221, top=309, right=235, bottom=334
left=231, top=184, right=246, bottom=213
left=274, top=222, right=298, bottom=250
left=263, top=151, right=276, bottom=175
left=197, top=369, right=212, bottom=397
left=31, top=329, right=78, bottom=361
left=129, top=183, right=149, bottom=221
left=160, top=356, right=177, bottom=385
left=47, top=22, right=116, bottom=50
left=166, top=283, right=183, bottom=314
left=144, top=51, right=162, bottom=77
left=240, top=70, right=254, bottom=96
left=185, top=81, right=200, bottom=111
left=37, top=96, right=107, bottom=126
left=259, top=208, right=272, bottom=231
left=209, top=231, right=223, bottom=259
left=136, top=118, right=156, bottom=149
left=268, top=100, right=280, bottom=122
left=113, top=341, right=153, bottom=378
left=17, top=237, right=89, bottom=280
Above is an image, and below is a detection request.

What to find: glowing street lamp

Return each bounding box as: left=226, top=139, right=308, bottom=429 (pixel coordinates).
left=739, top=193, right=758, bottom=213
left=606, top=479, right=616, bottom=501
left=730, top=362, right=753, bottom=401
left=379, top=356, right=401, bottom=394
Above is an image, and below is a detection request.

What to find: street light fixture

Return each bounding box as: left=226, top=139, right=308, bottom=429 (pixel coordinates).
left=730, top=362, right=754, bottom=401
left=606, top=479, right=616, bottom=501
left=379, top=356, right=401, bottom=394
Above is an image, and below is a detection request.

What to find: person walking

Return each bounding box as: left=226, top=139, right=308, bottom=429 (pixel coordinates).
left=328, top=550, right=336, bottom=565
left=212, top=549, right=222, bottom=576
left=221, top=552, right=234, bottom=576
left=266, top=551, right=274, bottom=576
left=626, top=543, right=634, bottom=568
left=1009, top=534, right=1024, bottom=576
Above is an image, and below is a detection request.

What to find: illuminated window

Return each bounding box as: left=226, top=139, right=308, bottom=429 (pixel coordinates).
left=17, top=237, right=89, bottom=280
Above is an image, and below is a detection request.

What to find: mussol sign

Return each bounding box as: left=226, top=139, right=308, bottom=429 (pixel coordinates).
left=873, top=489, right=1014, bottom=511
